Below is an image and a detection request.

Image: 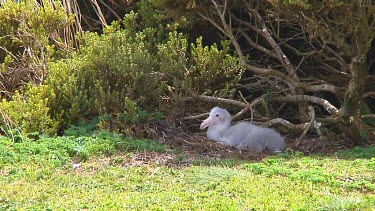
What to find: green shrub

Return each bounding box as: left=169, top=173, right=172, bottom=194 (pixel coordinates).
left=0, top=84, right=58, bottom=136
left=0, top=0, right=74, bottom=97
left=136, top=0, right=193, bottom=31
left=1, top=7, right=244, bottom=135
left=46, top=21, right=163, bottom=126
left=0, top=1, right=74, bottom=136
left=63, top=117, right=102, bottom=137
left=0, top=1, right=70, bottom=61
left=35, top=27, right=243, bottom=134
left=158, top=32, right=244, bottom=97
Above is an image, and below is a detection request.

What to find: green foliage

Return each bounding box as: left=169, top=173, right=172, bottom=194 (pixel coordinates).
left=0, top=1, right=73, bottom=136
left=0, top=85, right=58, bottom=136
left=289, top=168, right=337, bottom=184
left=0, top=130, right=168, bottom=170
left=280, top=0, right=347, bottom=9
left=100, top=107, right=164, bottom=137
left=136, top=0, right=195, bottom=35
left=0, top=1, right=74, bottom=97
left=46, top=24, right=163, bottom=126
left=122, top=98, right=147, bottom=123
left=244, top=159, right=292, bottom=177
left=44, top=20, right=242, bottom=132
left=158, top=32, right=244, bottom=97
left=63, top=117, right=103, bottom=137
left=1, top=4, right=243, bottom=135
left=158, top=31, right=188, bottom=80
left=0, top=1, right=71, bottom=61
left=189, top=37, right=243, bottom=96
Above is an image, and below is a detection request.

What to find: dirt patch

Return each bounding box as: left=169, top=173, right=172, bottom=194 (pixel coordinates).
left=164, top=133, right=269, bottom=160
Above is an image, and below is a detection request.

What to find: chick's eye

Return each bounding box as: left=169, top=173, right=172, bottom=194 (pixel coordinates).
left=215, top=114, right=219, bottom=117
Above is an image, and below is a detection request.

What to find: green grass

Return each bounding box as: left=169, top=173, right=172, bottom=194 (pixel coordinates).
left=0, top=132, right=374, bottom=210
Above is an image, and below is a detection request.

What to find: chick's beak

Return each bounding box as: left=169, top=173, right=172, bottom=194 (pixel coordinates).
left=200, top=116, right=216, bottom=130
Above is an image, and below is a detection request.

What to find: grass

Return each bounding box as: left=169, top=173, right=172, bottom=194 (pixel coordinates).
left=0, top=131, right=374, bottom=210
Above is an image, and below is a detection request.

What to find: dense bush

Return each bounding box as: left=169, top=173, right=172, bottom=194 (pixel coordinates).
left=45, top=20, right=163, bottom=129
left=1, top=5, right=244, bottom=137
left=0, top=85, right=58, bottom=136
left=0, top=1, right=74, bottom=96
left=0, top=1, right=75, bottom=136
left=43, top=16, right=243, bottom=134
left=158, top=32, right=244, bottom=97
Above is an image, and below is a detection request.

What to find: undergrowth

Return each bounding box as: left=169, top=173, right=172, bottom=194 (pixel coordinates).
left=0, top=120, right=167, bottom=179
left=0, top=121, right=374, bottom=210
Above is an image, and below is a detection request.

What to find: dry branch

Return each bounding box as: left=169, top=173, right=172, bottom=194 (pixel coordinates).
left=361, top=114, right=375, bottom=119
left=232, top=97, right=264, bottom=121
left=362, top=92, right=375, bottom=99
left=186, top=88, right=248, bottom=108
left=0, top=108, right=20, bottom=140
left=193, top=0, right=374, bottom=141
left=300, top=106, right=316, bottom=139
left=263, top=118, right=307, bottom=133
left=273, top=95, right=339, bottom=115
left=199, top=0, right=342, bottom=98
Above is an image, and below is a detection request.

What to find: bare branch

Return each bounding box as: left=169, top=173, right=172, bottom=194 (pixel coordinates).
left=187, top=88, right=248, bottom=108
left=361, top=114, right=375, bottom=119
left=239, top=30, right=279, bottom=59
left=263, top=118, right=307, bottom=133
left=302, top=84, right=343, bottom=94
left=319, top=39, right=348, bottom=70
left=201, top=1, right=343, bottom=97
left=362, top=92, right=375, bottom=99
left=274, top=31, right=320, bottom=57
left=232, top=95, right=264, bottom=121
left=300, top=106, right=315, bottom=139
left=321, top=63, right=351, bottom=77
left=273, top=95, right=339, bottom=115
left=0, top=108, right=21, bottom=141
left=197, top=12, right=228, bottom=36
left=247, top=8, right=297, bottom=79
left=89, top=0, right=108, bottom=27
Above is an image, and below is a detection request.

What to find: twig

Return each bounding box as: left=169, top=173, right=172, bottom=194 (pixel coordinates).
left=232, top=95, right=264, bottom=121
left=199, top=1, right=341, bottom=97
left=0, top=108, right=20, bottom=141
left=89, top=0, right=108, bottom=27
left=237, top=91, right=253, bottom=122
